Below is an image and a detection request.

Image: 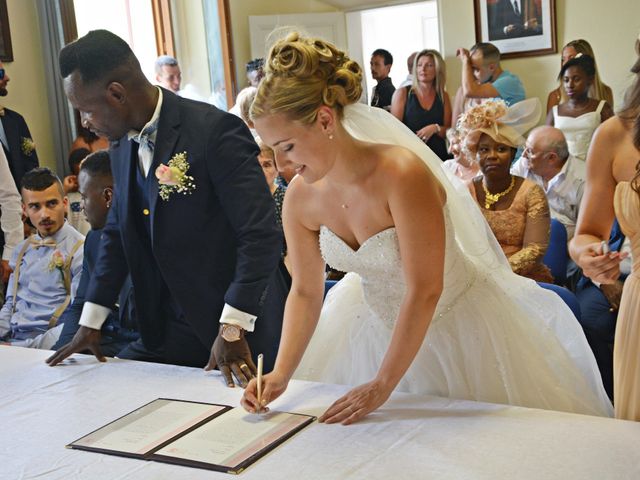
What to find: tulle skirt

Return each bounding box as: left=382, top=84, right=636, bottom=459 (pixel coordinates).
left=294, top=273, right=613, bottom=417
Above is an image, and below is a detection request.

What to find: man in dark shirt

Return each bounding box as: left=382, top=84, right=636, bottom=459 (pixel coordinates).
left=370, top=49, right=395, bottom=111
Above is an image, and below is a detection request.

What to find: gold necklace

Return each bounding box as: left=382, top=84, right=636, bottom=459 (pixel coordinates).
left=482, top=176, right=515, bottom=209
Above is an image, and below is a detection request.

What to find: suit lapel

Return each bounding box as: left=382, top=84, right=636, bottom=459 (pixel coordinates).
left=2, top=115, right=20, bottom=169
left=110, top=138, right=137, bottom=235
left=148, top=90, right=181, bottom=228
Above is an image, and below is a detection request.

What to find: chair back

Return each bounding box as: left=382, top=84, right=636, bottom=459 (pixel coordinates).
left=324, top=280, right=338, bottom=299
left=543, top=218, right=568, bottom=285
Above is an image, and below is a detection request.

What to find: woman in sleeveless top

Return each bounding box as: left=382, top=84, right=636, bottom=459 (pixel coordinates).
left=390, top=49, right=451, bottom=160
left=546, top=54, right=613, bottom=162
left=546, top=39, right=613, bottom=114
left=570, top=38, right=640, bottom=421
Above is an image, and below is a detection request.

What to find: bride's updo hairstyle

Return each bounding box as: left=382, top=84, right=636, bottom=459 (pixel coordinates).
left=250, top=32, right=362, bottom=125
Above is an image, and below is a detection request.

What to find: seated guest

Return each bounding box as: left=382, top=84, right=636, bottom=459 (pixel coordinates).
left=462, top=99, right=554, bottom=283
left=546, top=54, right=613, bottom=162
left=154, top=55, right=181, bottom=93
left=456, top=42, right=525, bottom=107
left=245, top=58, right=264, bottom=87
left=442, top=128, right=479, bottom=182
left=53, top=151, right=138, bottom=356
left=64, top=148, right=91, bottom=235
left=0, top=168, right=84, bottom=348
left=71, top=125, right=109, bottom=153
left=391, top=49, right=451, bottom=160
left=546, top=39, right=614, bottom=113
left=575, top=220, right=631, bottom=400
left=511, top=126, right=585, bottom=238
left=230, top=86, right=258, bottom=135
left=256, top=139, right=288, bottom=271
left=370, top=48, right=395, bottom=110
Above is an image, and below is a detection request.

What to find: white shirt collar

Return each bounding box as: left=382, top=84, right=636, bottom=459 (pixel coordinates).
left=127, top=87, right=163, bottom=142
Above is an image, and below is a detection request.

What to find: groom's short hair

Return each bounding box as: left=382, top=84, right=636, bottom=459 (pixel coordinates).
left=59, top=29, right=140, bottom=83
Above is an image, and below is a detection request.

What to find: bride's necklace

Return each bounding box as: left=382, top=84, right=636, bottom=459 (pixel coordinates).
left=482, top=175, right=515, bottom=209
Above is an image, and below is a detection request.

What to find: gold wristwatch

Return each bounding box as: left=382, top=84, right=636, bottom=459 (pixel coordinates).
left=220, top=324, right=243, bottom=342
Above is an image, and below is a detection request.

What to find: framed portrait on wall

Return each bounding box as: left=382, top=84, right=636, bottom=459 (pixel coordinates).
left=0, top=0, right=13, bottom=62
left=474, top=0, right=557, bottom=59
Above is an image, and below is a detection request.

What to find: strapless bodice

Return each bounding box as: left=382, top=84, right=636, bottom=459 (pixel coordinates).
left=319, top=211, right=477, bottom=327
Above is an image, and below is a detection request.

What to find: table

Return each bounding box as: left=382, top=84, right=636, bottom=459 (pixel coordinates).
left=1, top=346, right=639, bottom=479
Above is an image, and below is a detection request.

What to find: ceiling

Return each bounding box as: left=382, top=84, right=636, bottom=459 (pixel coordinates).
left=322, top=0, right=423, bottom=12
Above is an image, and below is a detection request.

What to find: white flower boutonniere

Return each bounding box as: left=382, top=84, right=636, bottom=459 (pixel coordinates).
left=155, top=152, right=196, bottom=201
left=21, top=137, right=36, bottom=156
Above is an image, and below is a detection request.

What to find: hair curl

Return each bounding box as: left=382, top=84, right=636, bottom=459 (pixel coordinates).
left=251, top=32, right=362, bottom=124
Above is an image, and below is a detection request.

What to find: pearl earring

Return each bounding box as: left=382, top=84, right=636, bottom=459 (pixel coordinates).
left=328, top=134, right=334, bottom=140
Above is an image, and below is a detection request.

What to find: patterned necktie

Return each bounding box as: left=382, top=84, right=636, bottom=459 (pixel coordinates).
left=30, top=237, right=57, bottom=249
left=134, top=124, right=157, bottom=151
left=513, top=0, right=520, bottom=16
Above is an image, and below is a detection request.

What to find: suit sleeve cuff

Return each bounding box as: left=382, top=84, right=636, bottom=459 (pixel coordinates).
left=79, top=302, right=112, bottom=330
left=219, top=303, right=257, bottom=332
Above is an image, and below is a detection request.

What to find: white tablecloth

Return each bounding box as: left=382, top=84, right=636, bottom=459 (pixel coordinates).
left=1, top=346, right=639, bottom=480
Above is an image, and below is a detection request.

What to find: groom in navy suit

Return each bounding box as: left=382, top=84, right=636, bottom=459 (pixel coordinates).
left=47, top=30, right=287, bottom=387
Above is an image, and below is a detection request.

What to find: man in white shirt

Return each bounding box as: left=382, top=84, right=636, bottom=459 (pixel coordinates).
left=0, top=148, right=23, bottom=286
left=511, top=126, right=585, bottom=239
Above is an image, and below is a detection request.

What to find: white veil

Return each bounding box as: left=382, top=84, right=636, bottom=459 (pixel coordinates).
left=342, top=103, right=510, bottom=273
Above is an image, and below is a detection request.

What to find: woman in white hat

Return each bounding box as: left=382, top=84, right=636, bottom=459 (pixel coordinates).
left=462, top=99, right=554, bottom=282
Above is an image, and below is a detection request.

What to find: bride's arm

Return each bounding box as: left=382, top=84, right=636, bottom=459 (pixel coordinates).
left=320, top=152, right=446, bottom=424
left=241, top=181, right=326, bottom=412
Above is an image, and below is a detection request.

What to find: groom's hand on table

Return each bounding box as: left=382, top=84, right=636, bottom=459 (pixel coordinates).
left=319, top=380, right=393, bottom=425
left=205, top=328, right=256, bottom=388
left=46, top=326, right=106, bottom=366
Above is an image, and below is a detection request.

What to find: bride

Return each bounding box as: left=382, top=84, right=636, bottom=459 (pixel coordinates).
left=241, top=33, right=613, bottom=423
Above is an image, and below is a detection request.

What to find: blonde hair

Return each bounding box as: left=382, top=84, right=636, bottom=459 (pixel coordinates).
left=559, top=39, right=611, bottom=105
left=411, top=49, right=447, bottom=101
left=250, top=32, right=362, bottom=124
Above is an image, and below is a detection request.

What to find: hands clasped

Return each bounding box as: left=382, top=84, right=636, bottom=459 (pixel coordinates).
left=579, top=241, right=628, bottom=285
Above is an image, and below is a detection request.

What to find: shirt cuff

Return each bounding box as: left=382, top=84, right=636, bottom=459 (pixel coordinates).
left=79, top=302, right=112, bottom=330
left=219, top=303, right=257, bottom=332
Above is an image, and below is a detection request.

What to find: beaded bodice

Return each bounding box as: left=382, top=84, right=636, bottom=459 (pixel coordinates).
left=319, top=209, right=477, bottom=328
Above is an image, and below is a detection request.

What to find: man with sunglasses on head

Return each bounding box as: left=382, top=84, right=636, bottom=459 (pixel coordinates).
left=0, top=61, right=39, bottom=188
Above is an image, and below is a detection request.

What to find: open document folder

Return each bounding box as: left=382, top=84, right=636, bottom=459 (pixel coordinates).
left=67, top=398, right=316, bottom=474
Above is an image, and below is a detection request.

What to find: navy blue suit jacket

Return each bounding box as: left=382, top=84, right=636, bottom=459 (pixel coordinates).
left=1, top=108, right=39, bottom=188
left=54, top=229, right=137, bottom=354
left=85, top=90, right=283, bottom=352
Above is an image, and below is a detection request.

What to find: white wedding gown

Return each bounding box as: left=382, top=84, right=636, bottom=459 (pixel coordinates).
left=292, top=105, right=613, bottom=417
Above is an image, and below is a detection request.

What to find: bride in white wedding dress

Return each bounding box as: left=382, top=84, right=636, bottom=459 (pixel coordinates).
left=240, top=33, right=613, bottom=424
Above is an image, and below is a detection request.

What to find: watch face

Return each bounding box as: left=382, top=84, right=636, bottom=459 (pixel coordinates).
left=222, top=324, right=241, bottom=341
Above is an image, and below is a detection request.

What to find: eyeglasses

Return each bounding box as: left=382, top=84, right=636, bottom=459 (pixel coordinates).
left=0, top=69, right=4, bottom=80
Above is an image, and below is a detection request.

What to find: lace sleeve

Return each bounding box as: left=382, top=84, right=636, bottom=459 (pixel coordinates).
left=508, top=183, right=550, bottom=276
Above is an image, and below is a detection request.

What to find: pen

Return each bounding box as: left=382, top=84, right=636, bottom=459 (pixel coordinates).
left=256, top=353, right=263, bottom=410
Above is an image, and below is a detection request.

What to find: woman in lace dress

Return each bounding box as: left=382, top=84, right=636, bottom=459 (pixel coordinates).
left=241, top=33, right=612, bottom=424
left=464, top=100, right=554, bottom=283
left=570, top=38, right=640, bottom=421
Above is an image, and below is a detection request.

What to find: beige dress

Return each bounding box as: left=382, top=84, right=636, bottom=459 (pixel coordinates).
left=613, top=181, right=640, bottom=420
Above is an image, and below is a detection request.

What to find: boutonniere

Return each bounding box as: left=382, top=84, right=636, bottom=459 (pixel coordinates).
left=47, top=250, right=65, bottom=281
left=155, top=151, right=196, bottom=201
left=21, top=137, right=36, bottom=156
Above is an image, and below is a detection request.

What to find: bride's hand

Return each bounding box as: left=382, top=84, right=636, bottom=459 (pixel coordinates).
left=240, top=370, right=289, bottom=413
left=319, top=380, right=392, bottom=425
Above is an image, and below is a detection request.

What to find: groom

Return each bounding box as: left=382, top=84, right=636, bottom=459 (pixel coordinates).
left=47, top=30, right=287, bottom=386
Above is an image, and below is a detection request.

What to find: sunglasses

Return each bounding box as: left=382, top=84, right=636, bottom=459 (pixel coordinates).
left=0, top=69, right=4, bottom=80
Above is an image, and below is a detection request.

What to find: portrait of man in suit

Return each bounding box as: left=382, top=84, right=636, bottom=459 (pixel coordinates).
left=48, top=30, right=288, bottom=388
left=487, top=0, right=543, bottom=41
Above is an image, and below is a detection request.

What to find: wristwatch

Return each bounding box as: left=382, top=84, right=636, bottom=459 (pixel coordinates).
left=220, top=324, right=243, bottom=342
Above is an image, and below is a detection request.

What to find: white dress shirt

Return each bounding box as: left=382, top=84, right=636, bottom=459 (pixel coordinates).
left=0, top=148, right=24, bottom=260
left=511, top=155, right=585, bottom=239
left=79, top=88, right=258, bottom=333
